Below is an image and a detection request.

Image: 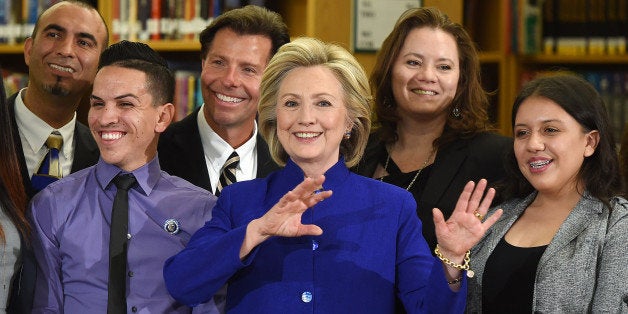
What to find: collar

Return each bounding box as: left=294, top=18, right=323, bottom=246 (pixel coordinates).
left=197, top=103, right=257, bottom=173
left=15, top=88, right=77, bottom=158
left=95, top=157, right=162, bottom=196
left=275, top=157, right=350, bottom=194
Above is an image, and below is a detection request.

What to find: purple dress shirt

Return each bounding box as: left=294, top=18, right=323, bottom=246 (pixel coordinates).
left=31, top=157, right=220, bottom=313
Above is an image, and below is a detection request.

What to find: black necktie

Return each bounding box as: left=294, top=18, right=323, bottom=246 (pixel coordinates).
left=107, top=174, right=136, bottom=314
left=31, top=131, right=63, bottom=192
left=216, top=151, right=239, bottom=196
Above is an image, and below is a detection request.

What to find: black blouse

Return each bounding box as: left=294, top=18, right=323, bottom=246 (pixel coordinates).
left=482, top=237, right=548, bottom=313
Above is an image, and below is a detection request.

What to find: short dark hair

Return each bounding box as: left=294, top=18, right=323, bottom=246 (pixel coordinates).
left=199, top=5, right=290, bottom=61
left=99, top=40, right=168, bottom=69
left=99, top=41, right=174, bottom=106
left=504, top=74, right=622, bottom=205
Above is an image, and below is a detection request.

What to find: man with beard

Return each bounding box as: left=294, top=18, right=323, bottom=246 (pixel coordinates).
left=4, top=2, right=108, bottom=313
left=7, top=0, right=108, bottom=197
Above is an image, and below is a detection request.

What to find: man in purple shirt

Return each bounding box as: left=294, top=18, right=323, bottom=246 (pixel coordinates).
left=30, top=42, right=220, bottom=313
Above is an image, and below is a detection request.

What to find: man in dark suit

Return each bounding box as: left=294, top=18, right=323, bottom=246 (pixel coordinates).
left=5, top=2, right=108, bottom=313
left=9, top=0, right=107, bottom=198
left=158, top=5, right=290, bottom=194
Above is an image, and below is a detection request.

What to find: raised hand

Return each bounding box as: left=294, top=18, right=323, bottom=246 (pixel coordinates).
left=433, top=179, right=503, bottom=263
left=240, top=175, right=332, bottom=258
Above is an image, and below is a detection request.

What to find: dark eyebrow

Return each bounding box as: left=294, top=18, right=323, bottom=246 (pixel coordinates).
left=90, top=94, right=140, bottom=101
left=114, top=94, right=140, bottom=101
left=42, top=23, right=98, bottom=45
left=42, top=24, right=65, bottom=34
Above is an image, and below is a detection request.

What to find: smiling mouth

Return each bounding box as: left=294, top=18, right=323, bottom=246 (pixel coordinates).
left=100, top=131, right=125, bottom=140
left=216, top=92, right=244, bottom=103
left=411, top=89, right=436, bottom=95
left=530, top=160, right=551, bottom=168
left=294, top=132, right=322, bottom=139
left=50, top=64, right=75, bottom=73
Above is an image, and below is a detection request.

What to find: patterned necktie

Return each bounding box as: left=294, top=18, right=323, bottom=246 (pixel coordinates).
left=31, top=131, right=63, bottom=192
left=216, top=151, right=239, bottom=196
left=107, top=173, right=137, bottom=314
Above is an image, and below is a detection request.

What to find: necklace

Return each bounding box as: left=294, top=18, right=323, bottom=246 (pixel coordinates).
left=379, top=150, right=434, bottom=191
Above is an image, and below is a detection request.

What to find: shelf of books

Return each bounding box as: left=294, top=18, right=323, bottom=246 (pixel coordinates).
left=505, top=0, right=628, bottom=142
left=463, top=0, right=628, bottom=136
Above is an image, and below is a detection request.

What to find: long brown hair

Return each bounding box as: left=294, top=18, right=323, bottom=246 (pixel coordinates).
left=0, top=71, right=31, bottom=242
left=371, top=7, right=491, bottom=147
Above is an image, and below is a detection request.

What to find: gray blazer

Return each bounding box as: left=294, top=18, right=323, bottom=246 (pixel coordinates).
left=466, top=192, right=628, bottom=313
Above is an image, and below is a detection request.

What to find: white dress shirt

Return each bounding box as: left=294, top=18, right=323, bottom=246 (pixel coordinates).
left=197, top=104, right=258, bottom=194
left=14, top=88, right=76, bottom=178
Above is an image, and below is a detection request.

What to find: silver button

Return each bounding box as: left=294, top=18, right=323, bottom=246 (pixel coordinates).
left=127, top=233, right=132, bottom=240
left=301, top=291, right=312, bottom=303
left=312, top=240, right=319, bottom=251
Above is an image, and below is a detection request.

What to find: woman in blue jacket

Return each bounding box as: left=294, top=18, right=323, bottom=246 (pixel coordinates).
left=164, top=37, right=501, bottom=313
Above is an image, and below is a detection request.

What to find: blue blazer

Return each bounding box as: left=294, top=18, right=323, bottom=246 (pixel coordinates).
left=164, top=158, right=466, bottom=313
left=353, top=131, right=512, bottom=252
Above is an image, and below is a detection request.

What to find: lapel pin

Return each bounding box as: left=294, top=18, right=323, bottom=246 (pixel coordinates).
left=163, top=219, right=180, bottom=235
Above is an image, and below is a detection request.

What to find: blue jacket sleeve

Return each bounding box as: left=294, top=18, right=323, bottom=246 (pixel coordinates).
left=163, top=191, right=259, bottom=307
left=395, top=193, right=467, bottom=313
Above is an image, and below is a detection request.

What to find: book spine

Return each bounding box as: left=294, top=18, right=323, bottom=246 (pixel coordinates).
left=0, top=0, right=7, bottom=44
left=543, top=0, right=558, bottom=54
left=187, top=73, right=195, bottom=116
left=119, top=0, right=129, bottom=41
left=137, top=0, right=150, bottom=41
left=149, top=0, right=160, bottom=40
left=112, top=0, right=121, bottom=42
left=128, top=0, right=138, bottom=41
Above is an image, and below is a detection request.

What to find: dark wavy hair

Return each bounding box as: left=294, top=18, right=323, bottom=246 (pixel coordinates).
left=0, top=71, right=31, bottom=242
left=199, top=5, right=290, bottom=61
left=370, top=7, right=492, bottom=147
left=503, top=74, right=622, bottom=206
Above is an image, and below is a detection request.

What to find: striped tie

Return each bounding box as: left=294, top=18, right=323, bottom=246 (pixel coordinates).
left=31, top=131, right=63, bottom=192
left=216, top=151, right=239, bottom=196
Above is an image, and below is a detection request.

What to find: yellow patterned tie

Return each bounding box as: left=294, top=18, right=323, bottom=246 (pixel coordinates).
left=31, top=132, right=63, bottom=191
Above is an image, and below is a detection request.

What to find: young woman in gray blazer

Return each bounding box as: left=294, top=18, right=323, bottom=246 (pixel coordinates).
left=466, top=74, right=627, bottom=313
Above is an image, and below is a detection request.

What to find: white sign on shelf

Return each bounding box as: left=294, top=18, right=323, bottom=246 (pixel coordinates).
left=354, top=0, right=422, bottom=52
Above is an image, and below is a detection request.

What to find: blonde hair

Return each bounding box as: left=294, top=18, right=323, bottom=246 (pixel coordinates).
left=258, top=37, right=372, bottom=167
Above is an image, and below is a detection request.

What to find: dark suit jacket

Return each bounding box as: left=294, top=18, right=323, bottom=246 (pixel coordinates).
left=158, top=107, right=280, bottom=193
left=352, top=131, right=513, bottom=253
left=6, top=93, right=100, bottom=314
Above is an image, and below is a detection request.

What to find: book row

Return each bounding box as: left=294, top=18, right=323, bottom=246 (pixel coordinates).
left=518, top=0, right=627, bottom=55
left=0, top=0, right=59, bottom=44
left=465, top=0, right=628, bottom=56
left=107, top=0, right=265, bottom=42
left=0, top=0, right=265, bottom=44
